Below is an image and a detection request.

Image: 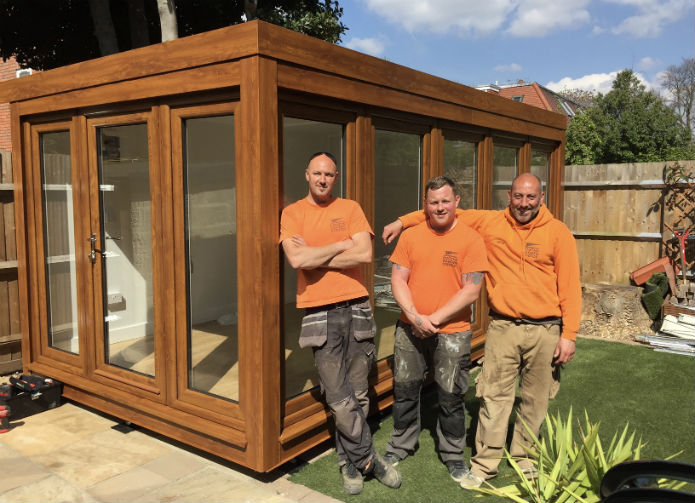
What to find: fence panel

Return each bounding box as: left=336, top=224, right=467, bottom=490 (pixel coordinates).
left=564, top=160, right=694, bottom=285
left=0, top=149, right=20, bottom=374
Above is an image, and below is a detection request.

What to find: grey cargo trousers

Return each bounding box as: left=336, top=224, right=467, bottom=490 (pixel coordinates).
left=309, top=299, right=376, bottom=470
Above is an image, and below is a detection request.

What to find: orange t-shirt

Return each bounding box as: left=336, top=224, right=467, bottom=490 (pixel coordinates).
left=280, top=197, right=373, bottom=308
left=389, top=220, right=488, bottom=333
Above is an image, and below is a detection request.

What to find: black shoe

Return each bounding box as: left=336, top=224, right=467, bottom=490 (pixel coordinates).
left=445, top=460, right=470, bottom=482
left=365, top=452, right=402, bottom=489
left=383, top=451, right=404, bottom=466
left=341, top=462, right=363, bottom=495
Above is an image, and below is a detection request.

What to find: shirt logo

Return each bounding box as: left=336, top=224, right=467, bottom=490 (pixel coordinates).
left=442, top=251, right=458, bottom=267
left=330, top=218, right=347, bottom=232
left=526, top=243, right=539, bottom=259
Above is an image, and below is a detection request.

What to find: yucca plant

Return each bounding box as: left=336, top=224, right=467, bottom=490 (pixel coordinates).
left=470, top=408, right=653, bottom=503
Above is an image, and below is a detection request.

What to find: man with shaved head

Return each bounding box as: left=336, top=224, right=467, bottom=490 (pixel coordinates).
left=281, top=152, right=401, bottom=495
left=382, top=173, right=581, bottom=489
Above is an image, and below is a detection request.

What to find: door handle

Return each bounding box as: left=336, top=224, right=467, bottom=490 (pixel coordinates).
left=87, top=233, right=104, bottom=264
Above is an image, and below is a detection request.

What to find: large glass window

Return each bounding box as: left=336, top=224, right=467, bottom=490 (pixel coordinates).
left=183, top=115, right=238, bottom=402
left=97, top=123, right=154, bottom=377
left=492, top=145, right=518, bottom=210
left=443, top=138, right=477, bottom=209
left=531, top=149, right=550, bottom=203
left=373, top=129, right=421, bottom=360
left=282, top=116, right=344, bottom=399
left=40, top=131, right=79, bottom=354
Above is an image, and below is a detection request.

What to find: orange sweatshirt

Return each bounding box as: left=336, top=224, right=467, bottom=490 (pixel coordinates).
left=400, top=206, right=582, bottom=340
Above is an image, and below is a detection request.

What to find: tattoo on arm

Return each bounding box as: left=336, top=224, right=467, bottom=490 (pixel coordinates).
left=462, top=272, right=484, bottom=285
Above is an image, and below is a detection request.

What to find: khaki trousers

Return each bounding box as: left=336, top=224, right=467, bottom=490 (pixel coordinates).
left=472, top=320, right=561, bottom=478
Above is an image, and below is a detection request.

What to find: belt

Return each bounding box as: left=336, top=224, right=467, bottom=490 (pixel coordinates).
left=490, top=311, right=562, bottom=326
left=305, top=296, right=368, bottom=313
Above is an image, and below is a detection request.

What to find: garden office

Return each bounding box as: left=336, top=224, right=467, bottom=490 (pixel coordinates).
left=0, top=20, right=568, bottom=472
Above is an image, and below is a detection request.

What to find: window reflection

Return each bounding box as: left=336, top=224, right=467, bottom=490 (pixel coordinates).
left=373, top=129, right=421, bottom=360
left=493, top=145, right=518, bottom=210
left=531, top=150, right=550, bottom=202
left=444, top=138, right=477, bottom=209
left=40, top=131, right=79, bottom=355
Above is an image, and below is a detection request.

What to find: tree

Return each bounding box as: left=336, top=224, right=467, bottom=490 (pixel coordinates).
left=0, top=0, right=346, bottom=71
left=565, top=70, right=695, bottom=165
left=564, top=111, right=602, bottom=165
left=558, top=88, right=596, bottom=109
left=660, top=57, right=695, bottom=137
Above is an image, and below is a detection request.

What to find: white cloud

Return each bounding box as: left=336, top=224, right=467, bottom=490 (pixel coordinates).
left=546, top=72, right=618, bottom=94
left=494, top=63, right=523, bottom=72
left=343, top=36, right=387, bottom=57
left=362, top=0, right=517, bottom=36
left=360, top=0, right=692, bottom=40
left=507, top=0, right=591, bottom=37
left=606, top=0, right=692, bottom=37
left=545, top=70, right=656, bottom=95
left=636, top=56, right=660, bottom=71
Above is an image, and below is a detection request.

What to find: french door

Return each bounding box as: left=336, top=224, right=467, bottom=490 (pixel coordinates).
left=28, top=104, right=241, bottom=415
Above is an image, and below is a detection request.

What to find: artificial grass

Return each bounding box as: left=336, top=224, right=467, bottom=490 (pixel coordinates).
left=288, top=337, right=695, bottom=502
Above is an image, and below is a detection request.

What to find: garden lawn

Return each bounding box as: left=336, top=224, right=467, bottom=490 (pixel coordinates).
left=288, top=337, right=695, bottom=502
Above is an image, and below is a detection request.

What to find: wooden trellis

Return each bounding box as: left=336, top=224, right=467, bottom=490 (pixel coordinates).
left=660, top=162, right=695, bottom=286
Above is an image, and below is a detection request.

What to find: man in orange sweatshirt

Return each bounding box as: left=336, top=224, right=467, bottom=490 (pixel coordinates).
left=382, top=173, right=581, bottom=489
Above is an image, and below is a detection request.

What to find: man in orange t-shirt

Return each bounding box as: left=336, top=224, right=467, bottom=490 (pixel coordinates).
left=383, top=176, right=488, bottom=484
left=280, top=152, right=401, bottom=495
left=382, top=173, right=581, bottom=489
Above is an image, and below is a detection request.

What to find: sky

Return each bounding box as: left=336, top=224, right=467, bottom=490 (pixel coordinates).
left=337, top=0, right=695, bottom=95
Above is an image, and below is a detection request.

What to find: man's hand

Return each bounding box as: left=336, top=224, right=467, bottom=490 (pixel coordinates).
left=553, top=337, right=575, bottom=364
left=410, top=314, right=438, bottom=338
left=382, top=219, right=403, bottom=245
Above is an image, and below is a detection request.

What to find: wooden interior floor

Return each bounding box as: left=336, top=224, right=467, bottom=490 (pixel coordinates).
left=105, top=309, right=399, bottom=403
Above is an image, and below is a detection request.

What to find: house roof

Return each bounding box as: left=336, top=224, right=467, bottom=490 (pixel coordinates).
left=476, top=80, right=580, bottom=122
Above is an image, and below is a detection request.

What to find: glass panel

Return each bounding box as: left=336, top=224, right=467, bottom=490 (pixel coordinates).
left=493, top=145, right=518, bottom=210
left=531, top=150, right=550, bottom=202
left=97, top=124, right=154, bottom=377
left=443, top=138, right=477, bottom=209
left=40, top=131, right=79, bottom=354
left=443, top=137, right=478, bottom=322
left=282, top=117, right=344, bottom=399
left=374, top=129, right=421, bottom=361
left=183, top=115, right=238, bottom=402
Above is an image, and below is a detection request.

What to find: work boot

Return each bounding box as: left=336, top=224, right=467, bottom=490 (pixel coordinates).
left=383, top=451, right=405, bottom=466
left=340, top=462, right=363, bottom=495
left=445, top=460, right=470, bottom=482
left=459, top=470, right=484, bottom=489
left=364, top=452, right=402, bottom=488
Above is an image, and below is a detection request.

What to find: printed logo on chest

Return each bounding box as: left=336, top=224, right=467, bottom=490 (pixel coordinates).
left=442, top=250, right=458, bottom=267
left=526, top=242, right=540, bottom=259
left=330, top=218, right=347, bottom=232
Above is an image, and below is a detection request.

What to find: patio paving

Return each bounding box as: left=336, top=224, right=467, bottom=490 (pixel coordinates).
left=0, top=399, right=343, bottom=503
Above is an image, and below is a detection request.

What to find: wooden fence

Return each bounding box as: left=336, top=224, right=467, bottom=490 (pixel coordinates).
left=0, top=149, right=20, bottom=374
left=564, top=160, right=695, bottom=285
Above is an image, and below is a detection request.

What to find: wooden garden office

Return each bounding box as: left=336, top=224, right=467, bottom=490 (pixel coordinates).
left=0, top=20, right=568, bottom=472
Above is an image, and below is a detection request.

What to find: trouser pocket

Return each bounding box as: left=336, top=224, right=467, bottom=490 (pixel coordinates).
left=299, top=310, right=328, bottom=348
left=351, top=299, right=376, bottom=341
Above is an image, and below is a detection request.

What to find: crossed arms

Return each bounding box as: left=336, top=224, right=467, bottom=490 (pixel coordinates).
left=282, top=231, right=373, bottom=270
left=391, top=263, right=484, bottom=338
